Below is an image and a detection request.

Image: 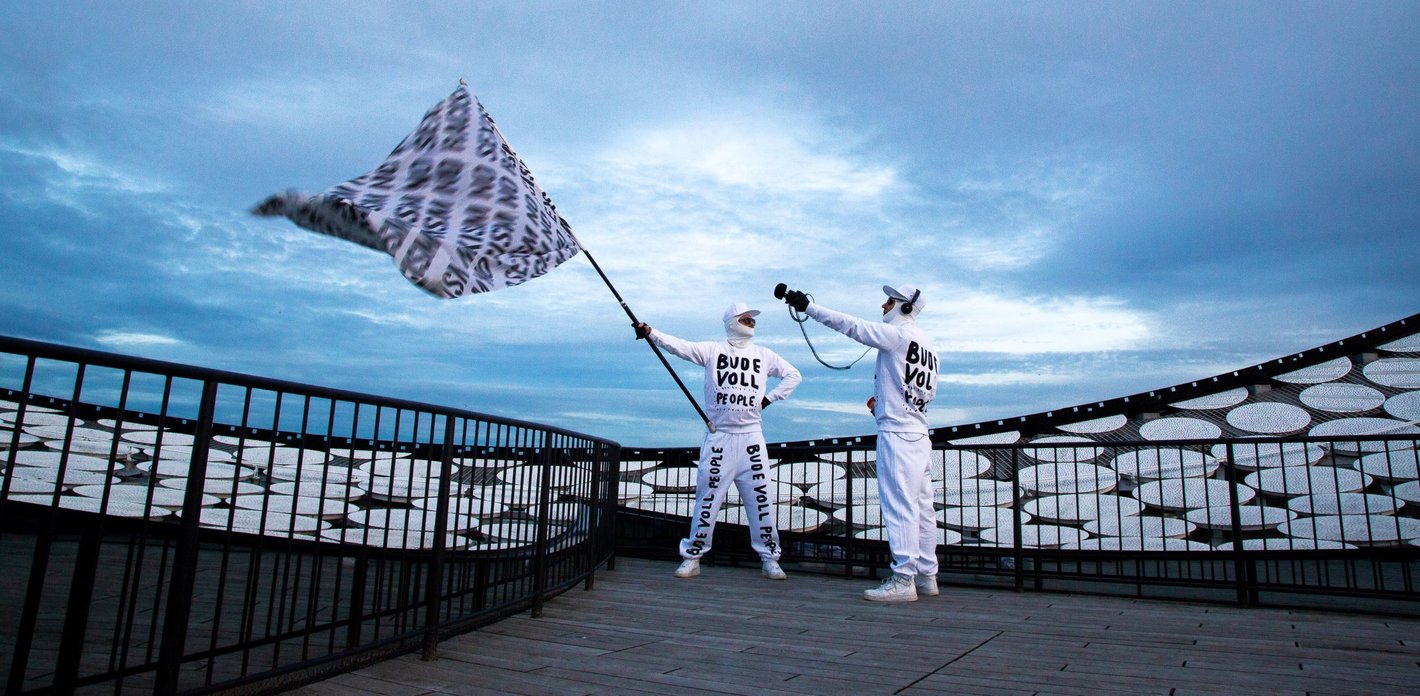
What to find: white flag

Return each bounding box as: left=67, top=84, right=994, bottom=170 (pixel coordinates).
left=253, top=85, right=581, bottom=298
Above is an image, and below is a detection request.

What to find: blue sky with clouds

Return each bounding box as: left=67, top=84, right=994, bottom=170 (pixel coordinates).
left=1, top=2, right=1417, bottom=447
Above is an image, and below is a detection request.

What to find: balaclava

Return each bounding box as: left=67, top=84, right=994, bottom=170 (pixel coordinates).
left=722, top=302, right=759, bottom=348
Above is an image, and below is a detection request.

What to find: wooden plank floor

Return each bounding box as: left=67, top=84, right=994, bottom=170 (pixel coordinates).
left=294, top=557, right=1420, bottom=695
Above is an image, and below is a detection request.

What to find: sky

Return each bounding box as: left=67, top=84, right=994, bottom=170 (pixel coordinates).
left=1, top=2, right=1417, bottom=447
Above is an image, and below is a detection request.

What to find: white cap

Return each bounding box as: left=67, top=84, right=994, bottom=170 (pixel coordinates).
left=882, top=284, right=924, bottom=312
left=722, top=302, right=761, bottom=323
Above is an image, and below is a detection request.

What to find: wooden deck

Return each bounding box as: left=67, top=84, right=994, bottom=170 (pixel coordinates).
left=294, top=557, right=1420, bottom=695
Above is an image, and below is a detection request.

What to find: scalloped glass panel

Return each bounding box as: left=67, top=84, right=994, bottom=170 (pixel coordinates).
left=1355, top=449, right=1420, bottom=480
left=1055, top=414, right=1127, bottom=434
left=1225, top=403, right=1312, bottom=434
left=1021, top=436, right=1105, bottom=463
left=1244, top=465, right=1370, bottom=496
left=1384, top=390, right=1420, bottom=421
left=1109, top=448, right=1219, bottom=480
left=1377, top=331, right=1420, bottom=352
left=949, top=430, right=1020, bottom=446
left=1309, top=417, right=1420, bottom=453
left=1169, top=387, right=1248, bottom=410
left=932, top=450, right=993, bottom=481
left=1299, top=383, right=1386, bottom=413
left=1363, top=358, right=1420, bottom=388
left=1139, top=417, right=1221, bottom=441
left=1023, top=493, right=1145, bottom=523
left=978, top=523, right=1088, bottom=549
left=1277, top=514, right=1420, bottom=545
left=1274, top=356, right=1351, bottom=384
left=1016, top=462, right=1118, bottom=494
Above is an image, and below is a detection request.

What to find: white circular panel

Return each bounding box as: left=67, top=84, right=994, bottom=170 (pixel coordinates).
left=1056, top=414, right=1127, bottom=434
left=1109, top=448, right=1218, bottom=480
left=1132, top=479, right=1253, bottom=511
left=1277, top=514, right=1420, bottom=545
left=348, top=508, right=481, bottom=534
left=1183, top=505, right=1295, bottom=531
left=1225, top=403, right=1311, bottom=434
left=978, top=524, right=1089, bottom=549
left=8, top=451, right=116, bottom=472
left=949, top=431, right=1020, bottom=446
left=936, top=507, right=1022, bottom=531
left=832, top=503, right=883, bottom=526
left=1392, top=481, right=1420, bottom=504
left=616, top=481, right=654, bottom=502
left=1383, top=390, right=1420, bottom=421
left=1286, top=493, right=1403, bottom=516
left=495, top=464, right=590, bottom=489
left=1299, top=383, right=1386, bottom=413
left=1170, top=388, right=1249, bottom=410
left=1021, top=436, right=1104, bottom=463
left=640, top=467, right=698, bottom=492
left=1274, top=357, right=1351, bottom=385
left=160, top=478, right=264, bottom=499
left=1023, top=494, right=1145, bottom=524
left=772, top=461, right=846, bottom=486
left=121, top=430, right=196, bottom=447
left=1308, top=417, right=1420, bottom=453
left=853, top=527, right=962, bottom=545
left=938, top=479, right=1015, bottom=507
left=805, top=479, right=878, bottom=505
left=1244, top=466, right=1370, bottom=497
left=1212, top=441, right=1327, bottom=470
left=1355, top=449, right=1420, bottom=480
left=931, top=450, right=993, bottom=482
left=234, top=494, right=354, bottom=519
left=320, top=528, right=468, bottom=549
left=1017, top=463, right=1118, bottom=495
left=1139, top=417, right=1221, bottom=441
left=1377, top=332, right=1420, bottom=353
left=1084, top=515, right=1196, bottom=538
left=1364, top=358, right=1420, bottom=389
left=1215, top=538, right=1354, bottom=550
left=1067, top=538, right=1211, bottom=551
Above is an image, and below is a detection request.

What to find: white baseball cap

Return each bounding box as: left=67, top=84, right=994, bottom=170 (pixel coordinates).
left=722, top=302, right=761, bottom=323
left=882, top=284, right=924, bottom=312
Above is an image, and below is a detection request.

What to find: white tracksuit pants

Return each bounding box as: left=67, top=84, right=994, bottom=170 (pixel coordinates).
left=876, top=431, right=938, bottom=577
left=679, top=430, right=781, bottom=561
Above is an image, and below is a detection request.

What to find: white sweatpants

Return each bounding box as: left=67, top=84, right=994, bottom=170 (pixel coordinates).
left=876, top=431, right=938, bottom=577
left=679, top=430, right=781, bottom=561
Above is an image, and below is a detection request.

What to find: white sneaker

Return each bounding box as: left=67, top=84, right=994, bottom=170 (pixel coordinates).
left=674, top=558, right=700, bottom=578
left=761, top=559, right=787, bottom=580
left=915, top=574, right=939, bottom=596
left=863, top=574, right=917, bottom=602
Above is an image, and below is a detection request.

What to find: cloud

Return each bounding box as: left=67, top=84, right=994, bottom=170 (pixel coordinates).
left=599, top=113, right=898, bottom=199
left=926, top=291, right=1154, bottom=354
left=95, top=331, right=181, bottom=348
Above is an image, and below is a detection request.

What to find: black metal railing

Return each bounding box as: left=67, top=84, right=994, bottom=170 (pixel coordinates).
left=618, top=434, right=1420, bottom=613
left=0, top=336, right=619, bottom=694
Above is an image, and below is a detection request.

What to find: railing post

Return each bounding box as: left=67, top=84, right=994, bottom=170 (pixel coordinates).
left=154, top=378, right=219, bottom=694
left=421, top=415, right=457, bottom=660
left=1223, top=442, right=1253, bottom=607
left=1011, top=447, right=1024, bottom=592
left=530, top=431, right=556, bottom=618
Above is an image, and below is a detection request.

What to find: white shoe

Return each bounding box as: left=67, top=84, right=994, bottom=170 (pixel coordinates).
left=674, top=558, right=700, bottom=578
left=761, top=559, right=787, bottom=580
left=915, top=574, right=939, bottom=596
left=863, top=574, right=917, bottom=602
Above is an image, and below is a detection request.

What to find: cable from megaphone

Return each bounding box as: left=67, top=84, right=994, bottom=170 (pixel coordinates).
left=771, top=282, right=870, bottom=371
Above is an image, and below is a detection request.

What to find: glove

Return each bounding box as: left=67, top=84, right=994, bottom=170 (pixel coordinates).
left=760, top=397, right=772, bottom=410
left=784, top=290, right=809, bottom=312
left=633, top=322, right=650, bottom=340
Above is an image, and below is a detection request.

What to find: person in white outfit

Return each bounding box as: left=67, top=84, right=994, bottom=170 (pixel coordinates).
left=634, top=302, right=802, bottom=580
left=780, top=283, right=939, bottom=602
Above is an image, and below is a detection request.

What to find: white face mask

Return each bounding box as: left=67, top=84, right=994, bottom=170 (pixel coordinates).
left=726, top=318, right=755, bottom=342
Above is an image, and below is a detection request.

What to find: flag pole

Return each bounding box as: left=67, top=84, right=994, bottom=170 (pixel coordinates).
left=478, top=91, right=713, bottom=433
left=574, top=238, right=716, bottom=433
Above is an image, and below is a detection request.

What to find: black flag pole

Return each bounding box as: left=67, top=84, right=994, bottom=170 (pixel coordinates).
left=481, top=103, right=714, bottom=433
left=576, top=241, right=716, bottom=433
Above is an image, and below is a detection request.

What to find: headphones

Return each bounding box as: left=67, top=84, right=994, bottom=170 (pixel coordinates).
left=900, top=288, right=920, bottom=315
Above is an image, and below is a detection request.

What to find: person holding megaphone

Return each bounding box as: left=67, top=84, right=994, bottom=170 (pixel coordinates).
left=776, top=282, right=940, bottom=602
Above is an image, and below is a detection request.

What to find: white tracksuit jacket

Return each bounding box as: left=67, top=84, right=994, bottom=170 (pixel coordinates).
left=650, top=330, right=801, bottom=560
left=805, top=302, right=940, bottom=577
